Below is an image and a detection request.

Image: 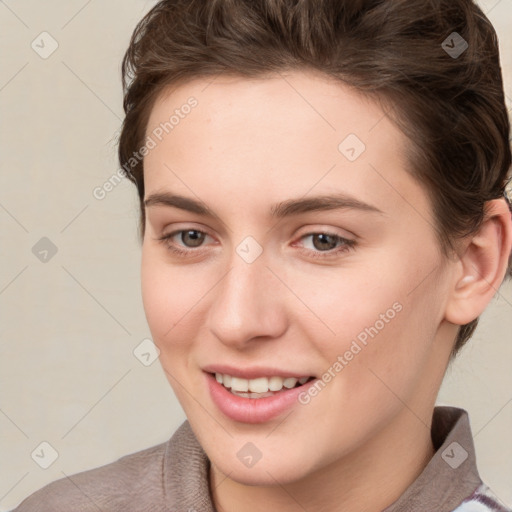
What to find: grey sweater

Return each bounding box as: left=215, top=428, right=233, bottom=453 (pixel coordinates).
left=11, top=406, right=512, bottom=511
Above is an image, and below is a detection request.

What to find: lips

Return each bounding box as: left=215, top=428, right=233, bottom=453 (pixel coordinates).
left=201, top=363, right=315, bottom=380
left=204, top=371, right=319, bottom=423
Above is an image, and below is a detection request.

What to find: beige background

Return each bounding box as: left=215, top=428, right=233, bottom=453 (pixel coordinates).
left=0, top=0, right=511, bottom=510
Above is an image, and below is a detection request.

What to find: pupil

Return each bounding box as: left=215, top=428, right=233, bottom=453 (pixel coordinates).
left=314, top=233, right=336, bottom=251
left=183, top=230, right=204, bottom=247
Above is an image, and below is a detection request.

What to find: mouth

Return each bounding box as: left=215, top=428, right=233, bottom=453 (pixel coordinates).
left=208, top=372, right=316, bottom=399
left=205, top=370, right=319, bottom=423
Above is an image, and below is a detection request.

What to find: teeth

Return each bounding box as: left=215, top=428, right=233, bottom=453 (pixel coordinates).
left=268, top=376, right=284, bottom=391
left=215, top=373, right=312, bottom=393
left=283, top=377, right=298, bottom=389
left=248, top=377, right=269, bottom=393
left=230, top=377, right=249, bottom=392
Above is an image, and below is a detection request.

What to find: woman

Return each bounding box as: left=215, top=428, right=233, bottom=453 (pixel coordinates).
left=12, top=0, right=512, bottom=510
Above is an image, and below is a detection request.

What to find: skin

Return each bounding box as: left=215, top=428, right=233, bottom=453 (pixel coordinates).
left=140, top=69, right=512, bottom=512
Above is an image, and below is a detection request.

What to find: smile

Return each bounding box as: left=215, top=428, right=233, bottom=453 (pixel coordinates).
left=205, top=371, right=319, bottom=423
left=214, top=372, right=314, bottom=397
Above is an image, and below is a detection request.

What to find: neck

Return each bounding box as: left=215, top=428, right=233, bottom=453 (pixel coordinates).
left=209, top=406, right=436, bottom=512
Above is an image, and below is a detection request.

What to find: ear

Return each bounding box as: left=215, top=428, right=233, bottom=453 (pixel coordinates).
left=444, top=198, right=512, bottom=326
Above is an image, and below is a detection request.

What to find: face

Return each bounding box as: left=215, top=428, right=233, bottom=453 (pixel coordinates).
left=140, top=70, right=456, bottom=486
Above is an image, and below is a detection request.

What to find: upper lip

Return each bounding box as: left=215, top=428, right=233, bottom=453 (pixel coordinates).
left=202, top=364, right=315, bottom=380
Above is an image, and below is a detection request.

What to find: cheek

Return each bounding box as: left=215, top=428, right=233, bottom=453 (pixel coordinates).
left=140, top=249, right=200, bottom=349
left=297, top=251, right=440, bottom=400
left=140, top=250, right=207, bottom=406
left=285, top=258, right=405, bottom=347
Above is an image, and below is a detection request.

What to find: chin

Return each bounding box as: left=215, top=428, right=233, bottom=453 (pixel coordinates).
left=210, top=450, right=314, bottom=487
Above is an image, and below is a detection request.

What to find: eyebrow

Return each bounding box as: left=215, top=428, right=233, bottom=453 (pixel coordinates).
left=143, top=191, right=385, bottom=219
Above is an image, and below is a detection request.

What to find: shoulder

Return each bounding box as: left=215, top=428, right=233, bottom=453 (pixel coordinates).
left=452, top=483, right=512, bottom=512
left=10, top=439, right=170, bottom=512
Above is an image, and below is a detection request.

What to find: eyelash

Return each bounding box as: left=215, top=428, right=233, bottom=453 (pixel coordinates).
left=156, top=229, right=356, bottom=260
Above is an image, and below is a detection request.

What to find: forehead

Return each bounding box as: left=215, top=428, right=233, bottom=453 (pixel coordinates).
left=143, top=70, right=432, bottom=224
left=146, top=70, right=396, bottom=149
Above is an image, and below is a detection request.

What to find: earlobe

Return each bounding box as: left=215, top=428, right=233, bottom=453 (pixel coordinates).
left=444, top=198, right=512, bottom=326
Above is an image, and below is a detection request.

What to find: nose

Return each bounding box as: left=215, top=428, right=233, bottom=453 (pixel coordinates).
left=206, top=253, right=289, bottom=349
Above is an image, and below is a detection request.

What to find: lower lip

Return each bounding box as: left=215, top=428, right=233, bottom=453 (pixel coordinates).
left=205, top=372, right=318, bottom=424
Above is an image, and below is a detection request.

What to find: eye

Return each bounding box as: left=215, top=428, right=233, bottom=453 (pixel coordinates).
left=156, top=229, right=213, bottom=256
left=155, top=228, right=356, bottom=260
left=296, top=231, right=356, bottom=259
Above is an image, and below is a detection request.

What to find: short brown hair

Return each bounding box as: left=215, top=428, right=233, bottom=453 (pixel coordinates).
left=118, top=0, right=512, bottom=359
